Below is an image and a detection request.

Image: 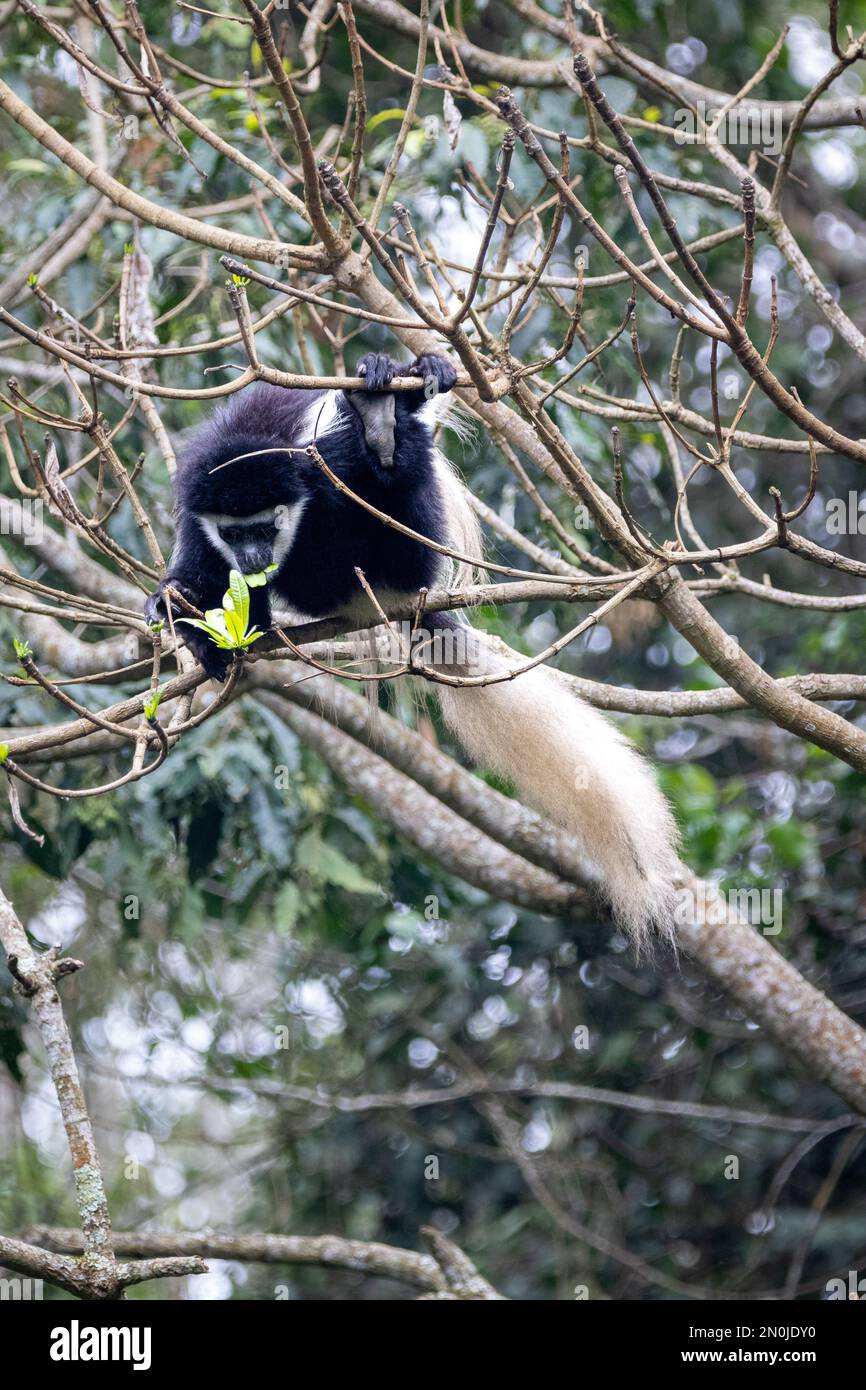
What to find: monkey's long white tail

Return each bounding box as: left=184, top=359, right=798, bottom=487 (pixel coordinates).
left=431, top=626, right=680, bottom=949
left=428, top=425, right=678, bottom=946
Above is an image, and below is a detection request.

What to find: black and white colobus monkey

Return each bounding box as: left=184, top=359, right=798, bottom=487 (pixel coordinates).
left=146, top=352, right=679, bottom=945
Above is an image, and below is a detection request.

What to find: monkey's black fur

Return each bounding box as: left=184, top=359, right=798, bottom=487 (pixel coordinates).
left=146, top=353, right=456, bottom=678
left=144, top=353, right=682, bottom=942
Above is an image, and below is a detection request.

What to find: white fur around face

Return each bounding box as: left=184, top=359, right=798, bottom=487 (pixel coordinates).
left=202, top=508, right=281, bottom=527
left=197, top=514, right=238, bottom=568
left=198, top=501, right=307, bottom=571
left=272, top=499, right=307, bottom=567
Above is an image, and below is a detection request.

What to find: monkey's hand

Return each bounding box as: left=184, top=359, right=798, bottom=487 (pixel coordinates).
left=354, top=352, right=456, bottom=400
left=144, top=579, right=232, bottom=682
left=356, top=352, right=398, bottom=392
left=144, top=576, right=201, bottom=629
left=406, top=352, right=458, bottom=400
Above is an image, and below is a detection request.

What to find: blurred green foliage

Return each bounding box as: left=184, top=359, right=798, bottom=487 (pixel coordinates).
left=1, top=0, right=865, bottom=1300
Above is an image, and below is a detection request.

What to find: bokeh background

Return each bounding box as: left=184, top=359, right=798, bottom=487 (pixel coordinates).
left=1, top=0, right=866, bottom=1299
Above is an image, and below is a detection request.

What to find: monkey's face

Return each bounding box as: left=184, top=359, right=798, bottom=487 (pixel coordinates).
left=197, top=504, right=305, bottom=578
left=217, top=516, right=276, bottom=575
left=195, top=511, right=268, bottom=575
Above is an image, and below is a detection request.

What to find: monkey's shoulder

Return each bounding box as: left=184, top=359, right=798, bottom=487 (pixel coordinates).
left=173, top=384, right=340, bottom=506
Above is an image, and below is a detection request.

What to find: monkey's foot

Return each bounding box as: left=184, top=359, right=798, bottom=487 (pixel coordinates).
left=184, top=636, right=232, bottom=683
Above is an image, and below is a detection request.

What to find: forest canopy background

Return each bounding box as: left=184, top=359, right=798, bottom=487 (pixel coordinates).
left=0, top=0, right=866, bottom=1301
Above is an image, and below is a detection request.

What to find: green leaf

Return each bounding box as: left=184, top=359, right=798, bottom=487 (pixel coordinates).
left=223, top=606, right=246, bottom=646
left=210, top=18, right=252, bottom=48
left=295, top=830, right=382, bottom=895
left=226, top=570, right=250, bottom=624
left=274, top=879, right=302, bottom=932
left=178, top=610, right=261, bottom=653
left=178, top=617, right=233, bottom=648
left=178, top=573, right=262, bottom=656
left=0, top=744, right=8, bottom=765
left=6, top=158, right=52, bottom=176
left=767, top=821, right=812, bottom=869
left=143, top=688, right=162, bottom=720
left=367, top=108, right=410, bottom=131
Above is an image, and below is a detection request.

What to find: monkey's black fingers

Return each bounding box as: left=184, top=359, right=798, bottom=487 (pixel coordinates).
left=143, top=589, right=165, bottom=626
left=144, top=578, right=201, bottom=627
left=356, top=352, right=396, bottom=392
left=408, top=353, right=457, bottom=395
